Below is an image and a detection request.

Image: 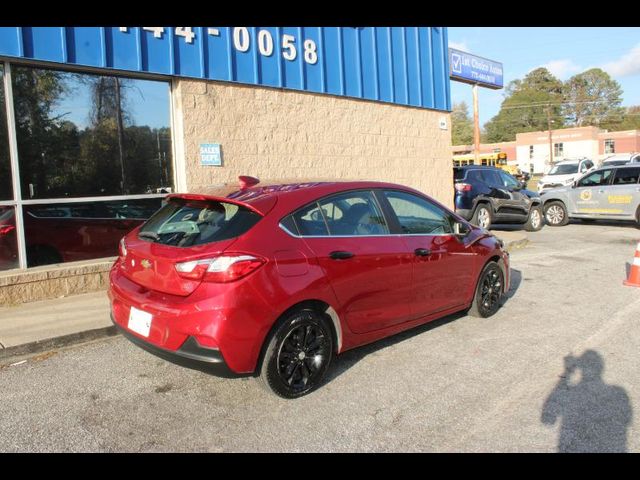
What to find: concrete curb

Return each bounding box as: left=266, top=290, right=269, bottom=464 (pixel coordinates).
left=0, top=325, right=119, bottom=363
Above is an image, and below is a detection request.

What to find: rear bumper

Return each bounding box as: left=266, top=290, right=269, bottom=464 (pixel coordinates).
left=112, top=315, right=243, bottom=378
left=108, top=261, right=277, bottom=374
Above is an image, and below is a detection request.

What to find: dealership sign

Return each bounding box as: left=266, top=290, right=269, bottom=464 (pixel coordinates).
left=448, top=48, right=503, bottom=90
left=0, top=27, right=451, bottom=111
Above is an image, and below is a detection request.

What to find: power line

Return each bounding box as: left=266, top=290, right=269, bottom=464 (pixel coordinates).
left=499, top=99, right=619, bottom=110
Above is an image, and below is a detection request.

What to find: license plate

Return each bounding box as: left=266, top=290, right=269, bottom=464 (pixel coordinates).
left=128, top=307, right=153, bottom=337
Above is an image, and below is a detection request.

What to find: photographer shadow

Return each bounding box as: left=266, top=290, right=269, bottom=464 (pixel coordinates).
left=541, top=350, right=632, bottom=452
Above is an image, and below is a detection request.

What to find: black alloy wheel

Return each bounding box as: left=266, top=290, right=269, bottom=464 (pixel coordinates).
left=259, top=309, right=334, bottom=398
left=468, top=262, right=504, bottom=318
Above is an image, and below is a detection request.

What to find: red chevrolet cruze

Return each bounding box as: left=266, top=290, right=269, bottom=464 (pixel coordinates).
left=109, top=177, right=510, bottom=398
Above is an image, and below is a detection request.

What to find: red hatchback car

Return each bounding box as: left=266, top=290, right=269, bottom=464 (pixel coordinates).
left=109, top=177, right=510, bottom=398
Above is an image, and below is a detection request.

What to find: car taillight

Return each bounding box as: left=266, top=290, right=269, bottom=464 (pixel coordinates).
left=0, top=225, right=15, bottom=235
left=455, top=183, right=472, bottom=192
left=175, top=254, right=266, bottom=283
left=119, top=237, right=127, bottom=258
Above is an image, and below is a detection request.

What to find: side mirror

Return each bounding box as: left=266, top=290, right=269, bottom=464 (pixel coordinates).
left=454, top=221, right=472, bottom=237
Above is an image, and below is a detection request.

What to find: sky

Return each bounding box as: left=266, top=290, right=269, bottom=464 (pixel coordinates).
left=447, top=27, right=640, bottom=128
left=52, top=76, right=171, bottom=130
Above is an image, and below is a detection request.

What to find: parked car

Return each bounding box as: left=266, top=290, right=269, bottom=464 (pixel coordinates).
left=454, top=166, right=544, bottom=232
left=537, top=159, right=595, bottom=194
left=601, top=153, right=640, bottom=167
left=0, top=199, right=164, bottom=268
left=541, top=164, right=640, bottom=226
left=0, top=207, right=18, bottom=270
left=109, top=177, right=511, bottom=398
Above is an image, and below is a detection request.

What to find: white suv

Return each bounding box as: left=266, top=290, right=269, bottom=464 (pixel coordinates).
left=601, top=153, right=640, bottom=167
left=538, top=159, right=595, bottom=193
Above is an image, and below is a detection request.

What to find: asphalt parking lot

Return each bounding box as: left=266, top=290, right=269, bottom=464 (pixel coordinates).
left=1, top=220, right=639, bottom=452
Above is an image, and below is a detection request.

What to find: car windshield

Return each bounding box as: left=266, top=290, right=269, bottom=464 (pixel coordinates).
left=548, top=164, right=579, bottom=175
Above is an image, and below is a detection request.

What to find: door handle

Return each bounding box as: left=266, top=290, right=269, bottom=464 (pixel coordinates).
left=598, top=190, right=605, bottom=194
left=414, top=248, right=432, bottom=257
left=329, top=251, right=355, bottom=260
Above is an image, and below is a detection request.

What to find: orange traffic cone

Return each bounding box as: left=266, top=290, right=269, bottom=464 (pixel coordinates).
left=624, top=241, right=640, bottom=287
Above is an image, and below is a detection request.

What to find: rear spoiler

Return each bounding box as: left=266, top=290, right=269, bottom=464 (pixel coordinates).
left=165, top=193, right=276, bottom=216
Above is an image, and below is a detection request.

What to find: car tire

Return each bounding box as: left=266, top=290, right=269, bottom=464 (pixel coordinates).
left=258, top=308, right=335, bottom=399
left=471, top=204, right=493, bottom=230
left=524, top=205, right=544, bottom=232
left=544, top=201, right=569, bottom=227
left=467, top=261, right=504, bottom=318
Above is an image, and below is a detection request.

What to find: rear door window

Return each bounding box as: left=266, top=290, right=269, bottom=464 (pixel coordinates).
left=318, top=191, right=389, bottom=235
left=290, top=190, right=389, bottom=237
left=467, top=170, right=485, bottom=183
left=612, top=168, right=640, bottom=185
left=138, top=198, right=261, bottom=247
left=482, top=169, right=502, bottom=187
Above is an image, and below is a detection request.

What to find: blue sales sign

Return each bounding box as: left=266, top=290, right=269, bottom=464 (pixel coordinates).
left=200, top=143, right=222, bottom=166
left=448, top=48, right=503, bottom=90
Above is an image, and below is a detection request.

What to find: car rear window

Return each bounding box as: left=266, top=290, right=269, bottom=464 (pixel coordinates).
left=454, top=168, right=465, bottom=180
left=138, top=198, right=261, bottom=247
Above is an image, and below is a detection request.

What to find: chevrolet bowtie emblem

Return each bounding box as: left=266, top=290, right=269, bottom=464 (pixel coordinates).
left=141, top=259, right=152, bottom=269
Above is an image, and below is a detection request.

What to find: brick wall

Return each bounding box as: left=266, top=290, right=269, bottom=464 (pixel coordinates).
left=174, top=79, right=454, bottom=208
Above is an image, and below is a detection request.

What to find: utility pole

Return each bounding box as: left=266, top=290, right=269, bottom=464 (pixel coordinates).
left=473, top=84, right=480, bottom=165
left=546, top=105, right=553, bottom=171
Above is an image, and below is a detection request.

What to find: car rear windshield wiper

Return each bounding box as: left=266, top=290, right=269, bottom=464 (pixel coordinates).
left=138, top=231, right=160, bottom=241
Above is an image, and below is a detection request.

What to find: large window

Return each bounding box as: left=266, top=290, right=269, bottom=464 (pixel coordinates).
left=0, top=65, right=12, bottom=201
left=605, top=139, right=615, bottom=154
left=554, top=143, right=564, bottom=157
left=0, top=63, right=174, bottom=270
left=13, top=66, right=173, bottom=199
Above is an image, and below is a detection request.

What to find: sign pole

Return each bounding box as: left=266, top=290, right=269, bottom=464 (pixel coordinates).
left=472, top=84, right=480, bottom=165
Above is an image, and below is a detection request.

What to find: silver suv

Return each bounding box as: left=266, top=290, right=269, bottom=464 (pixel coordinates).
left=601, top=153, right=640, bottom=167
left=537, top=158, right=595, bottom=194
left=541, top=164, right=640, bottom=226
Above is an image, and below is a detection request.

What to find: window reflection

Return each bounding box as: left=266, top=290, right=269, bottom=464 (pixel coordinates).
left=0, top=65, right=13, bottom=201
left=23, top=198, right=164, bottom=267
left=0, top=206, right=19, bottom=271
left=12, top=66, right=173, bottom=199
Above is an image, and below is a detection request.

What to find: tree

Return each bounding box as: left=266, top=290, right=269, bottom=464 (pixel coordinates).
left=482, top=68, right=565, bottom=143
left=451, top=101, right=474, bottom=145
left=562, top=68, right=624, bottom=127
left=599, top=105, right=640, bottom=132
